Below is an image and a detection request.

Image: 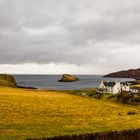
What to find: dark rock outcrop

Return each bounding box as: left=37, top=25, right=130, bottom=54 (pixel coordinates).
left=17, top=86, right=37, bottom=89
left=0, top=74, right=17, bottom=87
left=104, top=68, right=140, bottom=79
left=59, top=74, right=79, bottom=82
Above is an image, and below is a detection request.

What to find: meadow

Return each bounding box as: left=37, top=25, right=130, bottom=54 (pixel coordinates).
left=131, top=84, right=140, bottom=88
left=0, top=87, right=140, bottom=140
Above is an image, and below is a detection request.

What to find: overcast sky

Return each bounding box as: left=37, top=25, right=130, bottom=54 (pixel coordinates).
left=0, top=0, right=140, bottom=74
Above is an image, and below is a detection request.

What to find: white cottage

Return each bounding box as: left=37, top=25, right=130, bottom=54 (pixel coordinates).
left=97, top=81, right=130, bottom=94
left=130, top=87, right=140, bottom=93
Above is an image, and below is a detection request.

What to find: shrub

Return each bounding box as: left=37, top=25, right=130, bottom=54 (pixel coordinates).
left=117, top=92, right=134, bottom=104
left=127, top=111, right=136, bottom=115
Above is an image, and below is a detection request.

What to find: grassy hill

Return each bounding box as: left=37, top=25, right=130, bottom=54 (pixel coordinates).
left=131, top=84, right=140, bottom=88
left=0, top=74, right=17, bottom=87
left=0, top=87, right=140, bottom=140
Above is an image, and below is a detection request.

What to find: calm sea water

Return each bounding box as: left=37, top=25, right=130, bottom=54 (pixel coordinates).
left=14, top=75, right=134, bottom=90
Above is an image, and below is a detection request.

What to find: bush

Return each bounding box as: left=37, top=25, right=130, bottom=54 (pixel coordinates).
left=127, top=111, right=136, bottom=115
left=117, top=92, right=134, bottom=104
left=133, top=97, right=140, bottom=103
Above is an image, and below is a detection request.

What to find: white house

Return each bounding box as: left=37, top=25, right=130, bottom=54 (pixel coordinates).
left=96, top=81, right=131, bottom=94
left=130, top=87, right=140, bottom=94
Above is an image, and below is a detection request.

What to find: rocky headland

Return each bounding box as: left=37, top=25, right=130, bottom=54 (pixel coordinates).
left=104, top=68, right=140, bottom=79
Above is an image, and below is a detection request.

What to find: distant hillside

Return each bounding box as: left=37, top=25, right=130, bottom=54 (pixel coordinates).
left=0, top=74, right=17, bottom=87
left=104, top=68, right=140, bottom=79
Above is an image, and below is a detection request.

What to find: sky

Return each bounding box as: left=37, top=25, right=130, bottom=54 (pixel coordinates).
left=0, top=0, right=140, bottom=74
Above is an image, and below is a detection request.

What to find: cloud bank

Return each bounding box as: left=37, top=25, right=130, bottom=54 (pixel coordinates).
left=0, top=0, right=140, bottom=74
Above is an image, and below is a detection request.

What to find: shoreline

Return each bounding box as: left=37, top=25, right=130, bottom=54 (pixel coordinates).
left=17, top=85, right=38, bottom=89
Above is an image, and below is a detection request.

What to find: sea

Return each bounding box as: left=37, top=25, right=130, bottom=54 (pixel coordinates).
left=14, top=75, right=134, bottom=90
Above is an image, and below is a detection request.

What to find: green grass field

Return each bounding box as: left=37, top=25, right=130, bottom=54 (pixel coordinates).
left=0, top=87, right=140, bottom=140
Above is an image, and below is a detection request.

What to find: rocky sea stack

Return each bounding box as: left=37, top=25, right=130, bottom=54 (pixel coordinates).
left=59, top=74, right=79, bottom=82
left=0, top=74, right=17, bottom=87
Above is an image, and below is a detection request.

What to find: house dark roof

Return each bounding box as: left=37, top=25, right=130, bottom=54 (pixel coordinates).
left=103, top=82, right=116, bottom=87
left=130, top=87, right=140, bottom=90
left=120, top=82, right=129, bottom=86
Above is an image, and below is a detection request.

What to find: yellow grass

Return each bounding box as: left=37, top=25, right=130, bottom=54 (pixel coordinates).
left=0, top=87, right=140, bottom=139
left=131, top=84, right=140, bottom=88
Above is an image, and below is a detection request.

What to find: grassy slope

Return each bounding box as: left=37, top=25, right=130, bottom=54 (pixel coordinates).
left=0, top=79, right=15, bottom=87
left=0, top=74, right=17, bottom=87
left=130, top=80, right=140, bottom=88
left=131, top=84, right=140, bottom=88
left=0, top=87, right=140, bottom=140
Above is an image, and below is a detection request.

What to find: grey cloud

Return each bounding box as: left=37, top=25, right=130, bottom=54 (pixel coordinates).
left=0, top=0, right=140, bottom=71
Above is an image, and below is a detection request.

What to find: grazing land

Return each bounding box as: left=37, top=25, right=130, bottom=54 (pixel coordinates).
left=0, top=87, right=140, bottom=140
left=131, top=84, right=140, bottom=88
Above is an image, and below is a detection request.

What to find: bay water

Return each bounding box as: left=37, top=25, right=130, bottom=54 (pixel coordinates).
left=14, top=75, right=133, bottom=90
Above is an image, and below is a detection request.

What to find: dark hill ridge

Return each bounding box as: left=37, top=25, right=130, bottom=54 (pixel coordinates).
left=104, top=68, right=140, bottom=79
